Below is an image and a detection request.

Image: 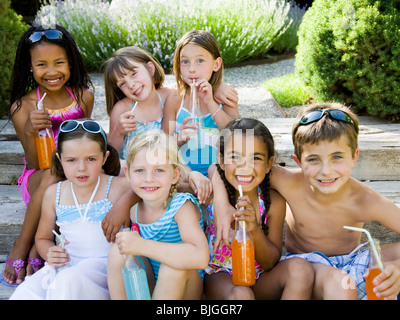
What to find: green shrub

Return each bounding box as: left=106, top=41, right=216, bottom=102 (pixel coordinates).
left=296, top=0, right=400, bottom=119
left=35, top=0, right=305, bottom=71
left=263, top=73, right=312, bottom=108
left=0, top=0, right=28, bottom=117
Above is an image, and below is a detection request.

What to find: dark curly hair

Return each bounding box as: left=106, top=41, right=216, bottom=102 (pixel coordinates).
left=9, top=24, right=93, bottom=118
left=216, top=118, right=275, bottom=233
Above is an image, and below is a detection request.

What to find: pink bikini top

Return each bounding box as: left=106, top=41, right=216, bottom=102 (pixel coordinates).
left=37, top=86, right=85, bottom=139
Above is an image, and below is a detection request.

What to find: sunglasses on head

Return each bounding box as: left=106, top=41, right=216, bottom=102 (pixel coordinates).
left=28, top=29, right=63, bottom=43
left=294, top=109, right=355, bottom=134
left=58, top=120, right=107, bottom=146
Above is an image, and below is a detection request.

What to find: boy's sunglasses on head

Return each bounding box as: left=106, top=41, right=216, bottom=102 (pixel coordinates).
left=28, top=29, right=63, bottom=43
left=59, top=120, right=107, bottom=146
left=295, top=109, right=355, bottom=133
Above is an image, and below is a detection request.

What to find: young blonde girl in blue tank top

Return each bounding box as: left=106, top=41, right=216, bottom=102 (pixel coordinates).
left=108, top=131, right=209, bottom=300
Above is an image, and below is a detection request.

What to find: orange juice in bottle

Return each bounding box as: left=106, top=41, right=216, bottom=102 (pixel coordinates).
left=35, top=128, right=55, bottom=169
left=366, top=239, right=385, bottom=300
left=232, top=224, right=256, bottom=286
left=366, top=268, right=384, bottom=300
left=35, top=93, right=55, bottom=169
left=232, top=184, right=255, bottom=286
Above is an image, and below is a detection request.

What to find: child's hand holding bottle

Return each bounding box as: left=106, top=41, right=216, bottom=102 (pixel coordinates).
left=116, top=228, right=142, bottom=256
left=176, top=116, right=197, bottom=147
left=234, top=195, right=259, bottom=234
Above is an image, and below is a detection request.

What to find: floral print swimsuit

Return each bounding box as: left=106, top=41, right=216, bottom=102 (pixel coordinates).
left=204, top=186, right=266, bottom=278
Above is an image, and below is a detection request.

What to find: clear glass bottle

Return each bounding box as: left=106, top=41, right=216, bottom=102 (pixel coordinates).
left=120, top=228, right=151, bottom=300
left=231, top=221, right=256, bottom=286
left=122, top=255, right=151, bottom=300
left=187, top=81, right=205, bottom=150
left=365, top=239, right=384, bottom=300
left=35, top=97, right=55, bottom=169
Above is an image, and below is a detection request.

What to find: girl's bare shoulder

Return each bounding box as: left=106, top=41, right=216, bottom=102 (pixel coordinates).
left=111, top=97, right=133, bottom=113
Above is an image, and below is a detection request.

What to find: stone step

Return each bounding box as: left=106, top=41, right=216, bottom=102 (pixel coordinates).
left=1, top=117, right=399, bottom=183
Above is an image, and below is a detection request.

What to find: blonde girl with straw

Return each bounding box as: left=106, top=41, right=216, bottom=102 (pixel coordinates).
left=107, top=131, right=209, bottom=299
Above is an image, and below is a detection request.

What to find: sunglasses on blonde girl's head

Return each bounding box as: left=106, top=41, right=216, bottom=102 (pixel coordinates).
left=58, top=120, right=107, bottom=145
left=27, top=29, right=63, bottom=43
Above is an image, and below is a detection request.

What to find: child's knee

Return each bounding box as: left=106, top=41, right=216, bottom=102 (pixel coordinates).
left=319, top=267, right=357, bottom=299
left=229, top=286, right=254, bottom=300
left=158, top=264, right=189, bottom=282
left=286, top=258, right=314, bottom=283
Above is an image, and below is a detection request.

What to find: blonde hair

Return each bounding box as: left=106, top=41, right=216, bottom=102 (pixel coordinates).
left=173, top=30, right=224, bottom=96
left=104, top=46, right=165, bottom=116
left=292, top=103, right=359, bottom=160
left=125, top=131, right=190, bottom=204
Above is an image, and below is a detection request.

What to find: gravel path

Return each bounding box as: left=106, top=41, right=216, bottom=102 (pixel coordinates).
left=90, top=57, right=298, bottom=122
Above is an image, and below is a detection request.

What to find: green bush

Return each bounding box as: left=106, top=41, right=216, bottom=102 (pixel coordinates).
left=263, top=73, right=312, bottom=108
left=0, top=0, right=28, bottom=117
left=35, top=0, right=305, bottom=71
left=296, top=0, right=400, bottom=119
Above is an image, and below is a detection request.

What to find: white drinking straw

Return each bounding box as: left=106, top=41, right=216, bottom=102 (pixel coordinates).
left=37, top=92, right=47, bottom=109
left=238, top=184, right=246, bottom=242
left=52, top=229, right=65, bottom=248
left=343, top=226, right=384, bottom=271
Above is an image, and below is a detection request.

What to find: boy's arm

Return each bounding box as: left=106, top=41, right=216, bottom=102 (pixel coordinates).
left=366, top=189, right=400, bottom=234
left=363, top=188, right=400, bottom=299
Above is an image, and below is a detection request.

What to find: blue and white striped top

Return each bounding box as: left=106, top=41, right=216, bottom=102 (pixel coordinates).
left=134, top=192, right=204, bottom=280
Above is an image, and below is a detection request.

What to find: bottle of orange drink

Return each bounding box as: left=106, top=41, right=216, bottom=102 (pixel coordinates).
left=366, top=239, right=384, bottom=300
left=232, top=220, right=256, bottom=286
left=232, top=185, right=255, bottom=286
left=35, top=93, right=55, bottom=169
left=35, top=128, right=55, bottom=169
